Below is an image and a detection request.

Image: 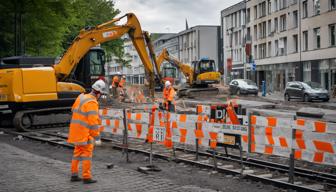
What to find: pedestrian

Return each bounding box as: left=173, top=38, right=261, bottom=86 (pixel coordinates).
left=163, top=81, right=176, bottom=112
left=67, top=79, right=106, bottom=184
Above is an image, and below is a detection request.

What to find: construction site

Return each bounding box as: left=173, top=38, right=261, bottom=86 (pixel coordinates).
left=1, top=0, right=336, bottom=192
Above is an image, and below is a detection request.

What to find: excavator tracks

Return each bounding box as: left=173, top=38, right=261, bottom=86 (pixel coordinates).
left=178, top=87, right=219, bottom=98
left=13, top=107, right=71, bottom=132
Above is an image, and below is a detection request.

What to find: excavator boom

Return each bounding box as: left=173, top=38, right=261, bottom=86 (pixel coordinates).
left=54, top=13, right=155, bottom=97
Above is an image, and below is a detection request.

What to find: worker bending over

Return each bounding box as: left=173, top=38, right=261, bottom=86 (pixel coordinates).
left=163, top=81, right=176, bottom=112
left=118, top=75, right=127, bottom=99
left=119, top=75, right=126, bottom=89
left=67, top=79, right=106, bottom=184
left=111, top=75, right=119, bottom=98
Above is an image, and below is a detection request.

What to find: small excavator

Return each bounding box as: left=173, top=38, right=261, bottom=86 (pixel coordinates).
left=0, top=13, right=156, bottom=131
left=154, top=48, right=221, bottom=97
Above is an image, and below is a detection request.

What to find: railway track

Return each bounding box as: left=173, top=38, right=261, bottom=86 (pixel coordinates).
left=2, top=128, right=335, bottom=192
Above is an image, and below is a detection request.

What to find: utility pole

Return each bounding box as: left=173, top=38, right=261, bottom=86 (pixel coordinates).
left=298, top=0, right=302, bottom=82
left=243, top=0, right=247, bottom=79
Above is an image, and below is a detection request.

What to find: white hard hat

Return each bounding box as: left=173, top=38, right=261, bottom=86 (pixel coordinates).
left=165, top=81, right=171, bottom=88
left=92, top=79, right=107, bottom=94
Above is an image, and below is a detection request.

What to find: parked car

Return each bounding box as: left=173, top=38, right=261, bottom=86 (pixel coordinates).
left=284, top=81, right=329, bottom=102
left=229, top=79, right=258, bottom=96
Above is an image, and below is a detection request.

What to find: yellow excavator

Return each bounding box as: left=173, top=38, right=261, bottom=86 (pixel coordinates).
left=154, top=48, right=221, bottom=97
left=0, top=13, right=156, bottom=131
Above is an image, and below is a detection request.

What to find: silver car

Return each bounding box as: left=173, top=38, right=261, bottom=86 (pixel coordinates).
left=284, top=81, right=329, bottom=102
left=229, top=79, right=259, bottom=96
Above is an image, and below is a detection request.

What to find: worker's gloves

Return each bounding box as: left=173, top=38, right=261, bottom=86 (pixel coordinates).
left=95, top=139, right=102, bottom=146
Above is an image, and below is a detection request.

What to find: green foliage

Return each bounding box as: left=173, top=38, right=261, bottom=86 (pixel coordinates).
left=0, top=0, right=123, bottom=58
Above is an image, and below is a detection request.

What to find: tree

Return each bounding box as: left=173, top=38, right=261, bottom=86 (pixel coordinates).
left=0, top=0, right=124, bottom=59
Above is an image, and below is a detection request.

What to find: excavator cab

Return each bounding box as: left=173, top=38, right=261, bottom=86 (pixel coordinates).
left=71, top=47, right=105, bottom=92
left=162, top=64, right=177, bottom=85
left=192, top=58, right=220, bottom=85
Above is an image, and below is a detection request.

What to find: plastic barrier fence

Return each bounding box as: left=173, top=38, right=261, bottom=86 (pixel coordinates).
left=247, top=115, right=336, bottom=166
left=99, top=106, right=336, bottom=166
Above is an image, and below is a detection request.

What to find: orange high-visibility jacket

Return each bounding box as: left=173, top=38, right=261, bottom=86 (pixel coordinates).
left=67, top=94, right=101, bottom=145
left=112, top=76, right=119, bottom=88
left=119, top=78, right=125, bottom=88
left=163, top=87, right=175, bottom=102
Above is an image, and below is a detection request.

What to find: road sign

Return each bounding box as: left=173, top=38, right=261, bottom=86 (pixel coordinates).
left=251, top=62, right=256, bottom=71
left=154, top=126, right=166, bottom=142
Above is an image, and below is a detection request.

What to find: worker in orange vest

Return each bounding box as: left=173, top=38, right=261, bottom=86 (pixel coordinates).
left=118, top=75, right=126, bottom=100
left=111, top=75, right=119, bottom=98
left=163, top=81, right=176, bottom=112
left=67, top=79, right=106, bottom=184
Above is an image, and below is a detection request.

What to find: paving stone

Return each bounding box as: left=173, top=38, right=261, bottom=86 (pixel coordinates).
left=0, top=142, right=219, bottom=192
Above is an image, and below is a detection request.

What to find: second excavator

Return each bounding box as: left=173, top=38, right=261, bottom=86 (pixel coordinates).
left=155, top=48, right=221, bottom=97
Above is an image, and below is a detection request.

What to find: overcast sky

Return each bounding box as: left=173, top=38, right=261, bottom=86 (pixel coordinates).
left=114, top=0, right=242, bottom=33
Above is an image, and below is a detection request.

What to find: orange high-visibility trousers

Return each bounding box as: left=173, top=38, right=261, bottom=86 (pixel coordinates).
left=71, top=143, right=94, bottom=179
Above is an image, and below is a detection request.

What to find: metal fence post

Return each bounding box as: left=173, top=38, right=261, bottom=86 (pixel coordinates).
left=212, top=149, right=217, bottom=171
left=122, top=108, right=129, bottom=162
left=247, top=111, right=252, bottom=160
left=195, top=122, right=199, bottom=161
left=288, top=115, right=296, bottom=184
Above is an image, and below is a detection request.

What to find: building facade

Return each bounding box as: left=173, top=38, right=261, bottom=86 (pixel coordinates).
left=221, top=1, right=247, bottom=85
left=177, top=26, right=221, bottom=71
left=106, top=37, right=145, bottom=85
left=246, top=0, right=336, bottom=92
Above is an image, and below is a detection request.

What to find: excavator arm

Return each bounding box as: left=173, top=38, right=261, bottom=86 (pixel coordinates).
left=53, top=13, right=155, bottom=97
left=156, top=48, right=194, bottom=85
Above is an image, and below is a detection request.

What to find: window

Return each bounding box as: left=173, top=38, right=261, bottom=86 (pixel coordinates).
left=254, top=45, right=258, bottom=59
left=254, top=25, right=258, bottom=39
left=247, top=27, right=251, bottom=41
left=89, top=51, right=104, bottom=75
left=293, top=34, right=298, bottom=53
left=280, top=15, right=286, bottom=31
left=293, top=10, right=298, bottom=28
left=268, top=19, right=272, bottom=35
left=274, top=0, right=278, bottom=11
left=303, top=30, right=308, bottom=51
left=260, top=1, right=266, bottom=17
left=330, top=24, right=336, bottom=46
left=274, top=17, right=278, bottom=32
left=268, top=41, right=272, bottom=57
left=261, top=21, right=267, bottom=38
left=234, top=12, right=238, bottom=27
left=247, top=8, right=250, bottom=23
left=259, top=43, right=267, bottom=59
left=331, top=0, right=336, bottom=10
left=303, top=1, right=308, bottom=18
left=254, top=5, right=258, bottom=19
left=314, top=27, right=320, bottom=49
left=268, top=0, right=272, bottom=14
left=314, top=0, right=320, bottom=15
left=279, top=37, right=287, bottom=55
left=275, top=40, right=279, bottom=56
left=279, top=0, right=287, bottom=9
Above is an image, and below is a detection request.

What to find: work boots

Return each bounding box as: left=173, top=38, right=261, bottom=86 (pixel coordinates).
left=70, top=176, right=82, bottom=182
left=83, top=178, right=97, bottom=184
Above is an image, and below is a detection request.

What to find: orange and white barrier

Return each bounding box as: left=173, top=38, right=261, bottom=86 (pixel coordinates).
left=99, top=107, right=336, bottom=166
left=245, top=115, right=336, bottom=166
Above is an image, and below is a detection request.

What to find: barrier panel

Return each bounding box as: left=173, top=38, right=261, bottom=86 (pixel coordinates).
left=99, top=105, right=336, bottom=166
left=246, top=114, right=336, bottom=166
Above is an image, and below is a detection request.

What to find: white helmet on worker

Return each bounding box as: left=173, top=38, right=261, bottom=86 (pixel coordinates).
left=92, top=79, right=106, bottom=94
left=165, top=80, right=171, bottom=88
